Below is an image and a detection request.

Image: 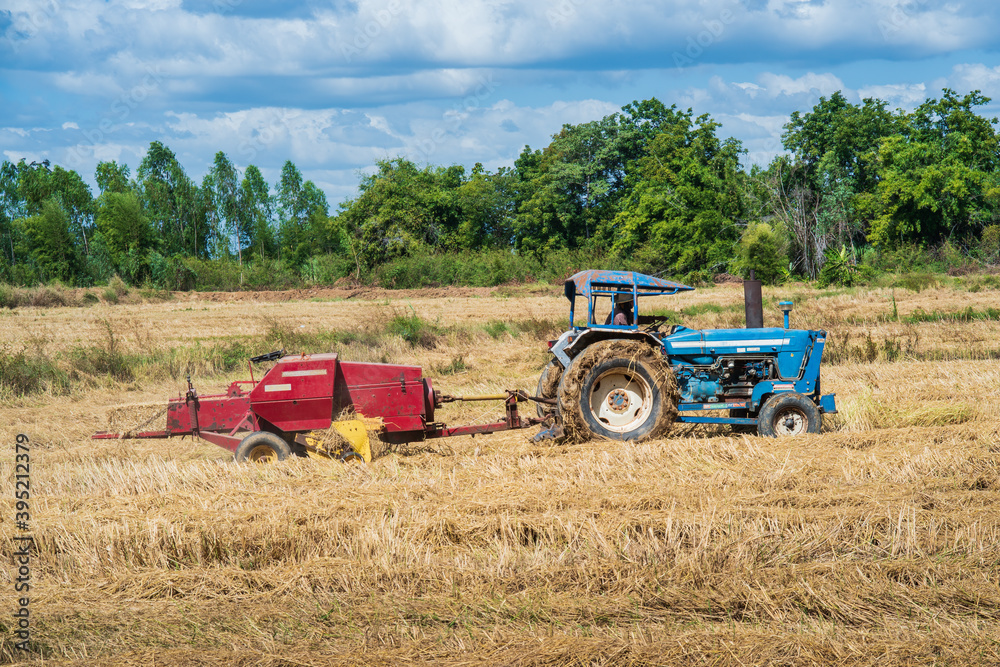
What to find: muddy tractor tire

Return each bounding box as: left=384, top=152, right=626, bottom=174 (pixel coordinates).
left=536, top=359, right=563, bottom=418
left=556, top=340, right=677, bottom=442
left=756, top=393, right=821, bottom=437
left=234, top=431, right=292, bottom=463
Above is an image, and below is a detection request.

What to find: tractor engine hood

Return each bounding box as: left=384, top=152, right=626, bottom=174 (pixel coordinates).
left=664, top=327, right=815, bottom=377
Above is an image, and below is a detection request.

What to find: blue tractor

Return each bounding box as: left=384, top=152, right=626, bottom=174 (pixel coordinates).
left=537, top=270, right=837, bottom=440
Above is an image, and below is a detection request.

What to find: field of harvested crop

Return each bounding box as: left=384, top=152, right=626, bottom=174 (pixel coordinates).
left=2, top=281, right=1000, bottom=666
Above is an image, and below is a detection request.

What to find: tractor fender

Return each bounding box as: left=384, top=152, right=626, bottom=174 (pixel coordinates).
left=559, top=329, right=664, bottom=365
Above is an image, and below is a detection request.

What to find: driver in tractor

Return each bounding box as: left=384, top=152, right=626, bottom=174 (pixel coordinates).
left=604, top=292, right=634, bottom=326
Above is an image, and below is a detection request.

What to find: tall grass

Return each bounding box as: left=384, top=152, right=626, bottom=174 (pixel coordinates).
left=0, top=311, right=563, bottom=398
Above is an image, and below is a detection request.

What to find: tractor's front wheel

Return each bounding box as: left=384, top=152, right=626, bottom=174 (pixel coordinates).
left=756, top=393, right=821, bottom=437
left=234, top=431, right=292, bottom=463
left=557, top=341, right=677, bottom=442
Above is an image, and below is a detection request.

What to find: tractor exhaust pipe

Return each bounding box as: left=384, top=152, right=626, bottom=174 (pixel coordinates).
left=744, top=269, right=763, bottom=329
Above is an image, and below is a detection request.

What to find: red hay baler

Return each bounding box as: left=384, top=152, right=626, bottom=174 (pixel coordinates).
left=93, top=351, right=550, bottom=462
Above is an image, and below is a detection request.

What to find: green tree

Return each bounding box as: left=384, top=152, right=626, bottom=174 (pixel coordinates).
left=95, top=161, right=133, bottom=195
left=240, top=165, right=276, bottom=260
left=96, top=191, right=156, bottom=283
left=454, top=164, right=517, bottom=249
left=783, top=91, right=902, bottom=195
left=276, top=161, right=328, bottom=265
left=0, top=160, right=19, bottom=270
left=276, top=160, right=306, bottom=254
left=336, top=158, right=465, bottom=268
left=205, top=151, right=246, bottom=262
left=773, top=92, right=906, bottom=275
left=17, top=199, right=79, bottom=283
left=513, top=115, right=628, bottom=253
left=859, top=89, right=1000, bottom=248
left=11, top=160, right=95, bottom=260
left=600, top=110, right=746, bottom=276
left=137, top=141, right=209, bottom=257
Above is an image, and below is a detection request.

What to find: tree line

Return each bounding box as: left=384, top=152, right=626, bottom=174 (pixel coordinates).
left=2, top=88, right=998, bottom=291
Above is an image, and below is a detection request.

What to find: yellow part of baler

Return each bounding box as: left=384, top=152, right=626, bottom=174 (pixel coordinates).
left=301, top=418, right=378, bottom=463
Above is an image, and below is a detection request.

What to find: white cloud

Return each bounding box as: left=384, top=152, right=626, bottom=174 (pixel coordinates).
left=857, top=83, right=927, bottom=107
left=3, top=150, right=48, bottom=164
left=152, top=96, right=621, bottom=177
left=756, top=72, right=845, bottom=98
left=365, top=114, right=394, bottom=137
left=114, top=0, right=183, bottom=9
left=5, top=0, right=1000, bottom=207
left=678, top=72, right=848, bottom=123
left=7, top=0, right=997, bottom=84
left=942, top=63, right=1000, bottom=98
left=51, top=72, right=124, bottom=98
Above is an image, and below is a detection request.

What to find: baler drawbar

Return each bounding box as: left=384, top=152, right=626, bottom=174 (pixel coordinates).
left=93, top=351, right=551, bottom=463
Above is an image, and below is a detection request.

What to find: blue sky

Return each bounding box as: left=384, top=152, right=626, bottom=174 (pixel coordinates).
left=2, top=0, right=999, bottom=207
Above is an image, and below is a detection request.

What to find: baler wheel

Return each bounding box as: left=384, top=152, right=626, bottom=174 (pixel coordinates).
left=339, top=449, right=365, bottom=464
left=757, top=393, right=821, bottom=437
left=235, top=431, right=292, bottom=463
left=536, top=359, right=563, bottom=418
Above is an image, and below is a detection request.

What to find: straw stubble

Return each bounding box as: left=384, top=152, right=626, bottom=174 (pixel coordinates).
left=2, top=286, right=1000, bottom=665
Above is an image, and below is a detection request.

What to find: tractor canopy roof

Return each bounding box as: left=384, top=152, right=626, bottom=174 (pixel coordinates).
left=564, top=270, right=694, bottom=302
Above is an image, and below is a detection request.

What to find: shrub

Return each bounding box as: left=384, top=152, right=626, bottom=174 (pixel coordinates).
left=871, top=244, right=934, bottom=273
left=891, top=272, right=939, bottom=292
left=372, top=249, right=539, bottom=288
left=303, top=254, right=355, bottom=285
left=387, top=312, right=438, bottom=348
left=818, top=247, right=858, bottom=287
left=0, top=284, right=18, bottom=308
left=68, top=320, right=135, bottom=382
left=108, top=275, right=129, bottom=298
left=154, top=255, right=198, bottom=291
left=0, top=348, right=70, bottom=395
left=980, top=224, right=1000, bottom=264
left=732, top=223, right=788, bottom=285
left=484, top=321, right=514, bottom=339
left=963, top=274, right=1000, bottom=292
left=432, top=356, right=467, bottom=375
left=29, top=286, right=70, bottom=307
left=260, top=317, right=336, bottom=355
left=243, top=259, right=301, bottom=290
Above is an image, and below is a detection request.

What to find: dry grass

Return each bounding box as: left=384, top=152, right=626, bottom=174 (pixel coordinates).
left=2, top=285, right=1000, bottom=665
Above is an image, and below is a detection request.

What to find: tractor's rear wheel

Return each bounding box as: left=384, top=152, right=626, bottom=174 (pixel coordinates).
left=557, top=341, right=677, bottom=442
left=536, top=359, right=563, bottom=418
left=757, top=393, right=821, bottom=437
left=234, top=431, right=292, bottom=463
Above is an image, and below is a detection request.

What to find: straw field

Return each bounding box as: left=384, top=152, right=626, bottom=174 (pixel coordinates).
left=2, top=281, right=1000, bottom=665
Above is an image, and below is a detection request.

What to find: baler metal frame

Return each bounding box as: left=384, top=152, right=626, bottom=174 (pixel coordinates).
left=94, top=352, right=551, bottom=461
